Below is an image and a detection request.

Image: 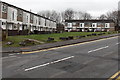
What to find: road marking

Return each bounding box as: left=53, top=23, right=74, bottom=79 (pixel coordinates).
left=9, top=54, right=14, bottom=56
left=8, top=56, right=17, bottom=58
left=2, top=56, right=17, bottom=59
left=2, top=57, right=9, bottom=59
left=17, top=53, right=20, bottom=54
left=25, top=56, right=74, bottom=72
left=108, top=71, right=120, bottom=80
left=22, top=36, right=118, bottom=54
left=88, top=46, right=109, bottom=53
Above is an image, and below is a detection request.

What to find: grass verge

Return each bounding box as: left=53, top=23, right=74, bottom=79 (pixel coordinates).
left=2, top=31, right=118, bottom=47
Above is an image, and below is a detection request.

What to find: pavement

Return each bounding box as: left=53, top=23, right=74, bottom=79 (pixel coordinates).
left=2, top=34, right=119, bottom=56
left=1, top=34, right=120, bottom=79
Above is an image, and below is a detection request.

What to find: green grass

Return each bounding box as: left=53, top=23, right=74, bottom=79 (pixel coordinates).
left=2, top=31, right=118, bottom=47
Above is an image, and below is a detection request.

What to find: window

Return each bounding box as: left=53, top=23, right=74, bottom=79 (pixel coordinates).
left=39, top=21, right=41, bottom=25
left=106, top=24, right=107, bottom=27
left=97, top=23, right=105, bottom=27
left=2, top=22, right=3, bottom=25
left=39, top=18, right=41, bottom=25
left=80, top=23, right=84, bottom=27
left=30, top=14, right=33, bottom=20
left=49, top=22, right=51, bottom=26
left=2, top=4, right=7, bottom=13
left=12, top=12, right=14, bottom=20
left=45, top=20, right=46, bottom=26
left=80, top=24, right=82, bottom=27
left=13, top=25, right=17, bottom=29
left=27, top=16, right=28, bottom=23
left=36, top=19, right=37, bottom=24
left=97, top=23, right=101, bottom=27
left=2, top=22, right=5, bottom=25
left=72, top=23, right=76, bottom=26
left=17, top=9, right=23, bottom=17
left=92, top=24, right=95, bottom=27
left=68, top=23, right=72, bottom=27
left=105, top=23, right=110, bottom=28
left=85, top=22, right=92, bottom=27
left=65, top=23, right=67, bottom=26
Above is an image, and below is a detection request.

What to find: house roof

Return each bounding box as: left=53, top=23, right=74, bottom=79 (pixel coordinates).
left=0, top=1, right=56, bottom=22
left=65, top=20, right=114, bottom=23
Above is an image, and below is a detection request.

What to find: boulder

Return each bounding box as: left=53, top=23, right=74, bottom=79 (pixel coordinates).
left=6, top=41, right=14, bottom=45
left=47, top=37, right=54, bottom=42
left=19, top=41, right=26, bottom=46
left=68, top=36, right=74, bottom=40
left=59, top=37, right=69, bottom=40
left=87, top=34, right=92, bottom=36
left=92, top=33, right=97, bottom=36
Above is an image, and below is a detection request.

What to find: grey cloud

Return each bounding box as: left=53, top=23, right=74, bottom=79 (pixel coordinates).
left=3, top=0, right=119, bottom=17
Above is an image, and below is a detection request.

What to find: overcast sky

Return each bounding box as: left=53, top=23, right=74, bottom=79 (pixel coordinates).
left=2, top=0, right=120, bottom=17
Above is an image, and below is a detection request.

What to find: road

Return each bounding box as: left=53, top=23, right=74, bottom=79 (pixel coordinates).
left=2, top=36, right=119, bottom=79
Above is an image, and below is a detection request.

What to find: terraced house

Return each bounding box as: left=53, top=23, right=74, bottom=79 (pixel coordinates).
left=65, top=20, right=115, bottom=32
left=0, top=1, right=57, bottom=36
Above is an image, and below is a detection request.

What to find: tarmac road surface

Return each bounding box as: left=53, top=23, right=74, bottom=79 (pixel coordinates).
left=2, top=36, right=119, bottom=79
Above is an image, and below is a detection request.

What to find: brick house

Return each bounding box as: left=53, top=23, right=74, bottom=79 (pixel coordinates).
left=65, top=20, right=115, bottom=32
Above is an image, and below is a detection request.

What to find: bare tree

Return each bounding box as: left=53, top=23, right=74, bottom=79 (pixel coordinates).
left=81, top=12, right=92, bottom=20
left=106, top=11, right=118, bottom=23
left=99, top=14, right=107, bottom=20
left=38, top=10, right=51, bottom=18
left=38, top=10, right=62, bottom=23
left=77, top=11, right=84, bottom=19
left=73, top=11, right=83, bottom=20
left=50, top=11, right=62, bottom=23
left=62, top=8, right=75, bottom=20
left=38, top=9, right=93, bottom=23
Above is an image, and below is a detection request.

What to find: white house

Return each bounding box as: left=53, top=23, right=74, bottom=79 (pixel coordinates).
left=7, top=6, right=17, bottom=30
left=0, top=1, right=57, bottom=36
left=40, top=17, right=45, bottom=31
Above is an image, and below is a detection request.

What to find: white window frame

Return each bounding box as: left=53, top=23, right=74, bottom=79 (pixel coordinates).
left=68, top=23, right=72, bottom=28
left=72, top=22, right=76, bottom=26
left=92, top=23, right=97, bottom=28
left=80, top=23, right=84, bottom=28
left=2, top=4, right=7, bottom=13
left=105, top=23, right=110, bottom=28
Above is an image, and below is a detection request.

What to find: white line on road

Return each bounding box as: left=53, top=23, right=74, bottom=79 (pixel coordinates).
left=9, top=54, right=14, bottom=56
left=25, top=56, right=74, bottom=72
left=17, top=53, right=20, bottom=54
left=22, top=36, right=118, bottom=54
left=88, top=46, right=109, bottom=53
left=2, top=56, right=17, bottom=59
